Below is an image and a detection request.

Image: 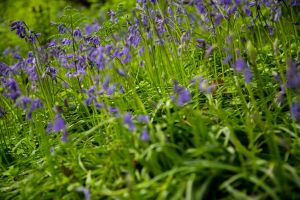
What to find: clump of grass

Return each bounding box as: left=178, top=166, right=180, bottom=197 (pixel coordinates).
left=1, top=1, right=300, bottom=199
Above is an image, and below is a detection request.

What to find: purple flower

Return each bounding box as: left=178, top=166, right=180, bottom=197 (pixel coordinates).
left=235, top=59, right=247, bottom=72
left=141, top=128, right=150, bottom=141
left=0, top=62, right=9, bottom=77
left=73, top=28, right=82, bottom=39
left=274, top=8, right=281, bottom=21
left=46, top=66, right=57, bottom=80
left=291, top=102, right=300, bottom=121
left=116, top=68, right=126, bottom=77
left=13, top=51, right=22, bottom=60
left=61, top=130, right=68, bottom=142
left=244, top=68, right=252, bottom=83
left=105, top=44, right=113, bottom=53
left=61, top=38, right=72, bottom=45
left=107, top=85, right=115, bottom=96
left=53, top=114, right=66, bottom=132
left=235, top=0, right=242, bottom=5
left=108, top=10, right=116, bottom=22
left=109, top=107, right=119, bottom=116
left=286, top=60, right=300, bottom=90
left=173, top=81, right=190, bottom=106
left=234, top=59, right=252, bottom=83
left=168, top=6, right=173, bottom=15
left=205, top=45, right=215, bottom=58
left=85, top=23, right=99, bottom=35
left=291, top=0, right=300, bottom=6
left=215, top=13, right=223, bottom=26
left=10, top=21, right=26, bottom=38
left=121, top=46, right=131, bottom=64
left=28, top=98, right=43, bottom=119
left=102, top=76, right=110, bottom=90
left=46, top=122, right=53, bottom=133
left=138, top=46, right=144, bottom=56
left=58, top=24, right=67, bottom=34
left=244, top=6, right=252, bottom=16
left=223, top=53, right=233, bottom=65
left=19, top=96, right=31, bottom=110
left=6, top=78, right=20, bottom=102
left=195, top=0, right=206, bottom=14
left=47, top=39, right=57, bottom=47
left=27, top=31, right=40, bottom=43
left=123, top=112, right=135, bottom=132
left=95, top=102, right=104, bottom=109
left=275, top=85, right=285, bottom=105
left=178, top=89, right=190, bottom=106
left=76, top=187, right=91, bottom=200
left=137, top=115, right=150, bottom=123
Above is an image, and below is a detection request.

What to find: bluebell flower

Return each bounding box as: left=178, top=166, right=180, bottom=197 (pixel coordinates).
left=13, top=52, right=22, bottom=60
left=0, top=62, right=9, bottom=77
left=205, top=45, right=215, bottom=58
left=215, top=13, right=223, bottom=26
left=19, top=96, right=31, bottom=110
left=141, top=14, right=148, bottom=27
left=6, top=78, right=20, bottom=102
left=27, top=31, right=40, bottom=43
left=123, top=112, right=135, bottom=132
left=286, top=60, right=300, bottom=91
left=138, top=46, right=144, bottom=56
left=178, top=89, right=191, bottom=106
left=108, top=107, right=119, bottom=115
left=10, top=21, right=26, bottom=38
left=47, top=39, right=57, bottom=47
left=61, top=130, right=68, bottom=142
left=46, top=122, right=53, bottom=134
left=291, top=102, right=300, bottom=121
left=53, top=114, right=66, bottom=132
left=102, top=76, right=110, bottom=91
left=244, top=6, right=252, bottom=16
left=58, top=24, right=67, bottom=34
left=95, top=102, right=104, bottom=109
left=235, top=59, right=247, bottom=72
left=233, top=58, right=252, bottom=83
left=273, top=8, right=281, bottom=21
left=243, top=67, right=252, bottom=83
left=173, top=81, right=190, bottom=106
left=28, top=98, right=43, bottom=119
left=234, top=0, right=242, bottom=5
left=76, top=187, right=91, bottom=200
left=195, top=0, right=206, bottom=14
left=291, top=0, right=300, bottom=6
left=73, top=28, right=82, bottom=39
left=85, top=23, right=99, bottom=35
left=108, top=10, right=116, bottom=22
left=61, top=38, right=72, bottom=45
left=117, top=68, right=126, bottom=77
left=137, top=115, right=150, bottom=123
left=119, top=85, right=124, bottom=94
left=168, top=6, right=173, bottom=16
left=107, top=85, right=115, bottom=96
left=121, top=46, right=131, bottom=64
left=141, top=128, right=150, bottom=141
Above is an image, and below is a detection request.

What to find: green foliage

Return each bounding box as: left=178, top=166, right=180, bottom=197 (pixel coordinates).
left=1, top=1, right=300, bottom=200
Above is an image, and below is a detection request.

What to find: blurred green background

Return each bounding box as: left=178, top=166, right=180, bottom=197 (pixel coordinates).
left=0, top=0, right=135, bottom=54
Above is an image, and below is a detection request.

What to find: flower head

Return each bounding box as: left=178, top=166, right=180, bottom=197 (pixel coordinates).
left=141, top=128, right=150, bottom=141
left=123, top=112, right=135, bottom=132
left=53, top=114, right=66, bottom=132
left=291, top=102, right=300, bottom=121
